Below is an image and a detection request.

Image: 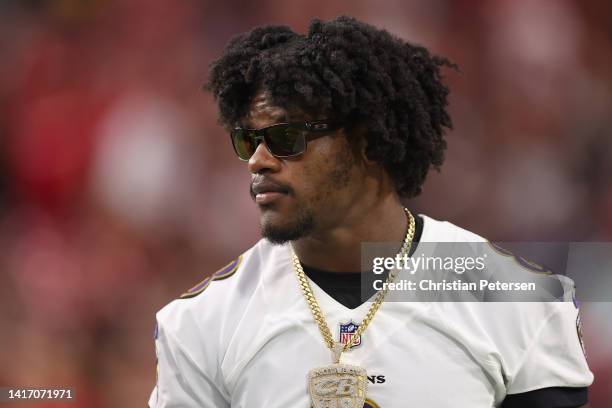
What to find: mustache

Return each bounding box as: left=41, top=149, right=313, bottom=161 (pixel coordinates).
left=249, top=177, right=293, bottom=200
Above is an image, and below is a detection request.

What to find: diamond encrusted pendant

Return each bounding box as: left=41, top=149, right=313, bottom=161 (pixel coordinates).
left=308, top=363, right=367, bottom=408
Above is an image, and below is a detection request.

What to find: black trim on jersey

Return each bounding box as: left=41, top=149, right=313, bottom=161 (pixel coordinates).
left=302, top=214, right=424, bottom=309
left=501, top=386, right=588, bottom=408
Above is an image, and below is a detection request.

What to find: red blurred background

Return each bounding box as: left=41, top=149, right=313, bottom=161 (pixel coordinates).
left=0, top=0, right=611, bottom=406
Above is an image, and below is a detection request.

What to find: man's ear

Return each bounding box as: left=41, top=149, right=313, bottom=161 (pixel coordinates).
left=352, top=124, right=376, bottom=166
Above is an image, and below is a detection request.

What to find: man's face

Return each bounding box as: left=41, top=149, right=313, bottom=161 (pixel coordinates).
left=242, top=90, right=366, bottom=244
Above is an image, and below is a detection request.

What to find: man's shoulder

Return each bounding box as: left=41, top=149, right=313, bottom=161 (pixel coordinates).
left=420, top=215, right=581, bottom=348
left=152, top=239, right=293, bottom=366
left=155, top=239, right=288, bottom=330
left=178, top=239, right=280, bottom=300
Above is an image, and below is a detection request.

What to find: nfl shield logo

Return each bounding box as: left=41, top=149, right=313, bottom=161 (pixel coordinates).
left=339, top=321, right=361, bottom=348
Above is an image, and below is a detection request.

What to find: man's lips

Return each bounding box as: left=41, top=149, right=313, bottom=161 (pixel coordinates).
left=250, top=179, right=291, bottom=205
left=254, top=191, right=286, bottom=204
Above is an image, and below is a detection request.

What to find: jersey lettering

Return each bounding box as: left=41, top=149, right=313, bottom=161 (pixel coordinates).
left=367, top=375, right=385, bottom=384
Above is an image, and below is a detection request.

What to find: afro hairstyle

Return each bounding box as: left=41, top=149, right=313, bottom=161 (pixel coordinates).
left=205, top=15, right=456, bottom=198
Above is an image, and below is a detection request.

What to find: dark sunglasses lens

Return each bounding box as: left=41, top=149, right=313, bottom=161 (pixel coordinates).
left=265, top=125, right=305, bottom=157
left=231, top=129, right=256, bottom=160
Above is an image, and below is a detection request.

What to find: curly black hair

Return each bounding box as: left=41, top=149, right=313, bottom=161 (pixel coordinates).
left=205, top=16, right=456, bottom=198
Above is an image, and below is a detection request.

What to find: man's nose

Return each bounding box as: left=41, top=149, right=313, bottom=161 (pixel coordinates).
left=248, top=141, right=282, bottom=174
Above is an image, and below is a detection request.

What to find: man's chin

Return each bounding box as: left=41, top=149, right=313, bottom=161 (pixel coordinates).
left=259, top=212, right=315, bottom=245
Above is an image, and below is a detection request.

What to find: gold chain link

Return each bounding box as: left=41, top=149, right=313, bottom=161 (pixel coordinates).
left=291, top=208, right=415, bottom=360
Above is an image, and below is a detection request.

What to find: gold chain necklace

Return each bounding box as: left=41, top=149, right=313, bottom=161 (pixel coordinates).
left=291, top=208, right=415, bottom=408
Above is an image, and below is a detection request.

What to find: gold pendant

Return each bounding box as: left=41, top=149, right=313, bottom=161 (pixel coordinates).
left=308, top=363, right=367, bottom=408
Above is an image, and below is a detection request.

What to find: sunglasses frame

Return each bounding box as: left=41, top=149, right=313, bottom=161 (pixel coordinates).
left=230, top=120, right=342, bottom=161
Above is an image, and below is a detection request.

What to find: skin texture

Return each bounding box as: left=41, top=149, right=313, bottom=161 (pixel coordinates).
left=244, top=89, right=408, bottom=272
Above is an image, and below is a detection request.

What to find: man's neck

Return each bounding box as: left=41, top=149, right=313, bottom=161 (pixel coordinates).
left=291, top=198, right=408, bottom=272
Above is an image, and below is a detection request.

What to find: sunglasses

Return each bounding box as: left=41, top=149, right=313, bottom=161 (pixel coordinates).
left=230, top=120, right=342, bottom=161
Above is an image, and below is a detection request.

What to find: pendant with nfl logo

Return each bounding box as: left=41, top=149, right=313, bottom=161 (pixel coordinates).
left=339, top=321, right=361, bottom=349
left=308, top=363, right=367, bottom=408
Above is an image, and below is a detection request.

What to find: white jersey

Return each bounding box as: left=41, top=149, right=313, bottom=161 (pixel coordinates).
left=148, top=214, right=593, bottom=408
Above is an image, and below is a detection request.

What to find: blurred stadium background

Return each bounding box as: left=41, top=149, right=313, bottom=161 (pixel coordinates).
left=0, top=0, right=611, bottom=406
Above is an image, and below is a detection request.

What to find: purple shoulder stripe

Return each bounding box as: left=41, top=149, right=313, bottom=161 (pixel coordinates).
left=179, top=256, right=243, bottom=299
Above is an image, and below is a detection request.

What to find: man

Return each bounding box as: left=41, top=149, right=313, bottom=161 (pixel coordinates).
left=149, top=16, right=593, bottom=407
